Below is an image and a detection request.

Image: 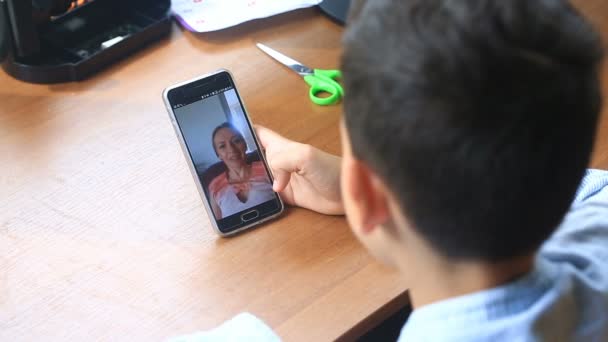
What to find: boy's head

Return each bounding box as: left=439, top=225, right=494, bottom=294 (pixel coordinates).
left=339, top=0, right=604, bottom=265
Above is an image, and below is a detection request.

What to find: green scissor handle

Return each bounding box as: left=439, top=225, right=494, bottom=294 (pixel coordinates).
left=303, top=69, right=344, bottom=106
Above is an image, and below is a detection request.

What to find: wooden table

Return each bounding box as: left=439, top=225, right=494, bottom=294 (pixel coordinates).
left=0, top=8, right=408, bottom=342
left=2, top=2, right=608, bottom=342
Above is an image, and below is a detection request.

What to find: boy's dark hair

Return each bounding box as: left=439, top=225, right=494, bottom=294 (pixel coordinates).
left=342, top=0, right=604, bottom=261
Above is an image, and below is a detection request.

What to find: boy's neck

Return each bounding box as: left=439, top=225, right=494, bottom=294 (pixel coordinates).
left=409, top=253, right=535, bottom=309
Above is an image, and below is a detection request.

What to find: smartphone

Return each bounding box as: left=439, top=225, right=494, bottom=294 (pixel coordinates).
left=163, top=69, right=284, bottom=236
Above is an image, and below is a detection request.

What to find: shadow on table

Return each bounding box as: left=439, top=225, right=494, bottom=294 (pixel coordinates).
left=357, top=303, right=412, bottom=342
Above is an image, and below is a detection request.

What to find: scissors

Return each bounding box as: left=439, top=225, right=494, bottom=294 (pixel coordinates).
left=256, top=43, right=344, bottom=106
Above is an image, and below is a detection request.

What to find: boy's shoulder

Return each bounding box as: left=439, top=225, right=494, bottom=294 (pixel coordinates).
left=400, top=172, right=608, bottom=341
left=400, top=258, right=608, bottom=341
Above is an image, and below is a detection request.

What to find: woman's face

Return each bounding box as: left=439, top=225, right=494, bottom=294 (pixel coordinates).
left=213, top=127, right=247, bottom=167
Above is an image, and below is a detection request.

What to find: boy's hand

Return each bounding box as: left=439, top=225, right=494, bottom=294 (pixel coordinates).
left=256, top=126, right=344, bottom=215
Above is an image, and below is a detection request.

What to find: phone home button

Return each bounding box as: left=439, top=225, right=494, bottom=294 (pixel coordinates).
left=241, top=210, right=259, bottom=222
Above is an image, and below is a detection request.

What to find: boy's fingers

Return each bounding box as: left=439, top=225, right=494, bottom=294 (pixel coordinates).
left=256, top=125, right=301, bottom=168
left=255, top=126, right=290, bottom=190
left=255, top=125, right=285, bottom=149
left=255, top=125, right=306, bottom=192
left=265, top=150, right=303, bottom=189
left=271, top=169, right=292, bottom=192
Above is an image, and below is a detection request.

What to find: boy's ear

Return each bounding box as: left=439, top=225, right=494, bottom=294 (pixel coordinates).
left=343, top=157, right=390, bottom=234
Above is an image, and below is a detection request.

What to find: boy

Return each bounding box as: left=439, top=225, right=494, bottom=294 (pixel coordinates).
left=257, top=0, right=608, bottom=340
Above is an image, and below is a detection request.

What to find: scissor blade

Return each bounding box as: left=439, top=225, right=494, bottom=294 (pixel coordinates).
left=256, top=43, right=314, bottom=77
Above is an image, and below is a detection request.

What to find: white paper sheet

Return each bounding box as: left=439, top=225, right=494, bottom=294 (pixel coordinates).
left=167, top=312, right=281, bottom=342
left=172, top=0, right=323, bottom=33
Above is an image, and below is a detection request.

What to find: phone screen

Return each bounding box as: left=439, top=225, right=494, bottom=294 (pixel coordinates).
left=166, top=71, right=282, bottom=234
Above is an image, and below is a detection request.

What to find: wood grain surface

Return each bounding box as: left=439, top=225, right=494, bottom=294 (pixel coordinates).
left=0, top=8, right=407, bottom=342
left=1, top=2, right=607, bottom=341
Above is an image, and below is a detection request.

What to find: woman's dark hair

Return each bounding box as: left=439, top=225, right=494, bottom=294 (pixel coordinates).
left=342, top=0, right=604, bottom=261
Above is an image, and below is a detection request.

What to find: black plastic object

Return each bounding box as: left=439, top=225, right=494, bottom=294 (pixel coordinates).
left=1, top=0, right=171, bottom=84
left=32, top=0, right=74, bottom=24
left=0, top=1, right=9, bottom=63
left=6, top=0, right=41, bottom=57
left=318, top=0, right=351, bottom=25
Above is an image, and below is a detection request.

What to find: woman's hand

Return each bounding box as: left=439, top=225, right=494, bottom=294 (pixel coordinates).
left=256, top=126, right=344, bottom=215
